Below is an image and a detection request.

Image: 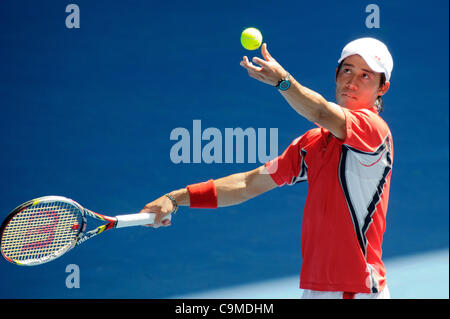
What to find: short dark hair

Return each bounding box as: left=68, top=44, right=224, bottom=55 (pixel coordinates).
left=335, top=61, right=387, bottom=113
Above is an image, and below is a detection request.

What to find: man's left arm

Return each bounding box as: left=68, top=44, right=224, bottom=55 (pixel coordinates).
left=240, top=43, right=346, bottom=140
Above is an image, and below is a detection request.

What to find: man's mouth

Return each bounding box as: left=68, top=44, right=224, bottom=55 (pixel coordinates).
left=341, top=92, right=357, bottom=100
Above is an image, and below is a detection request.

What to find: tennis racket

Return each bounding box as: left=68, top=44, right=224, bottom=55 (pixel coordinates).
left=0, top=195, right=171, bottom=266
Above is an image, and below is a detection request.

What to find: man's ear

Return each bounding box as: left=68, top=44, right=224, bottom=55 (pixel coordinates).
left=335, top=67, right=339, bottom=82
left=378, top=81, right=390, bottom=97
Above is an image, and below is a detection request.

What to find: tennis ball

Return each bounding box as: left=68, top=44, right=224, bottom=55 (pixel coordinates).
left=240, top=27, right=263, bottom=50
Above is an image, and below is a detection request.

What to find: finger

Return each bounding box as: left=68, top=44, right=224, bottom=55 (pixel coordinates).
left=140, top=209, right=161, bottom=227
left=252, top=56, right=270, bottom=68
left=241, top=56, right=262, bottom=72
left=241, top=56, right=261, bottom=71
left=241, top=62, right=262, bottom=73
left=239, top=55, right=249, bottom=65
left=155, top=211, right=172, bottom=226
left=139, top=205, right=156, bottom=214
left=153, top=214, right=163, bottom=226
left=261, top=43, right=273, bottom=61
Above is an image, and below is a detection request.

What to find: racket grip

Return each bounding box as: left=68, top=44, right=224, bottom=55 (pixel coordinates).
left=115, top=212, right=172, bottom=228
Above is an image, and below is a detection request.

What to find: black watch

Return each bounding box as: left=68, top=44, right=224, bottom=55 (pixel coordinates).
left=275, top=72, right=291, bottom=91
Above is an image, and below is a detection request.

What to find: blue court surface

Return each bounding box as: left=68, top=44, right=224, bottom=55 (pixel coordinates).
left=0, top=0, right=448, bottom=299
left=175, top=249, right=449, bottom=299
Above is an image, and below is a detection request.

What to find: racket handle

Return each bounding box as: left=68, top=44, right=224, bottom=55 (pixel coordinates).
left=115, top=212, right=172, bottom=228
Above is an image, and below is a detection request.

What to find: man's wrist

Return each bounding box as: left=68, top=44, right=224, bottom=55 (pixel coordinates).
left=168, top=188, right=190, bottom=207
left=275, top=71, right=291, bottom=91
left=164, top=193, right=178, bottom=214
left=280, top=70, right=289, bottom=79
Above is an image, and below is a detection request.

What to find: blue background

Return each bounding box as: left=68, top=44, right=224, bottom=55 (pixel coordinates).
left=0, top=0, right=448, bottom=298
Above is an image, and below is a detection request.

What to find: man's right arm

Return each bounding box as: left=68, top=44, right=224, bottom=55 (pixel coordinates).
left=170, top=165, right=277, bottom=207
left=140, top=165, right=277, bottom=226
left=214, top=164, right=278, bottom=207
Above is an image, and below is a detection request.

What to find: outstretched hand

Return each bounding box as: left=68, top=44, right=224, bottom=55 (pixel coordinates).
left=139, top=195, right=173, bottom=228
left=240, top=43, right=288, bottom=86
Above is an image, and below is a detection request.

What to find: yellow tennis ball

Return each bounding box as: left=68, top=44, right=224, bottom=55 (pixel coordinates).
left=240, top=27, right=263, bottom=50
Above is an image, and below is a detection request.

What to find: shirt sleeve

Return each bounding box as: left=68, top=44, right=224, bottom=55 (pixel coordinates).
left=341, top=106, right=391, bottom=152
left=264, top=134, right=307, bottom=186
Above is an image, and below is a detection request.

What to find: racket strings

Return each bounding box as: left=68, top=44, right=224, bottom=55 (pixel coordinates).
left=1, top=202, right=82, bottom=263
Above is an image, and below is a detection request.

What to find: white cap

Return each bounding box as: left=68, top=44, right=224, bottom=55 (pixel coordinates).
left=338, top=37, right=393, bottom=81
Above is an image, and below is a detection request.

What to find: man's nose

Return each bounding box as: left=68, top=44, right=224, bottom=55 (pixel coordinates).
left=345, top=76, right=358, bottom=90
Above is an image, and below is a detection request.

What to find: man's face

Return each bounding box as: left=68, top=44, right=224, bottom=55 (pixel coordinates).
left=335, top=54, right=389, bottom=109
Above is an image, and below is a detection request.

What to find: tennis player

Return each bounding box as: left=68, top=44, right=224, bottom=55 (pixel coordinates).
left=141, top=37, right=394, bottom=299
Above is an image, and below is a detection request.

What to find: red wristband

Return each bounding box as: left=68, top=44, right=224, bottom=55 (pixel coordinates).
left=186, top=179, right=218, bottom=209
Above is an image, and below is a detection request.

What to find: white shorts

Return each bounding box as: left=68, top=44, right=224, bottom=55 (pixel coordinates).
left=301, top=286, right=390, bottom=299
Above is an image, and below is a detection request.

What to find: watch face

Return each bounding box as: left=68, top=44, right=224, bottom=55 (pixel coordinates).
left=280, top=80, right=291, bottom=90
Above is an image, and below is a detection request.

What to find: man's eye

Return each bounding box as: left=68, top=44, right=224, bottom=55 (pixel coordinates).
left=343, top=68, right=350, bottom=73
left=362, top=73, right=370, bottom=79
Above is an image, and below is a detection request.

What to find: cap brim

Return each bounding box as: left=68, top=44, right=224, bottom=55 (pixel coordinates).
left=338, top=52, right=388, bottom=79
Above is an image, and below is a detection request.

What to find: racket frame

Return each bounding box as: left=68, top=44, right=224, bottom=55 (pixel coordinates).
left=0, top=196, right=117, bottom=266
left=1, top=195, right=167, bottom=266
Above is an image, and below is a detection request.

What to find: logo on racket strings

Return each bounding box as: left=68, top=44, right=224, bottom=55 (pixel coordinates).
left=21, top=211, right=59, bottom=252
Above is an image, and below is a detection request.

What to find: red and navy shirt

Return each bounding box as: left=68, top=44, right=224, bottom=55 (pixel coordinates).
left=265, top=104, right=394, bottom=293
